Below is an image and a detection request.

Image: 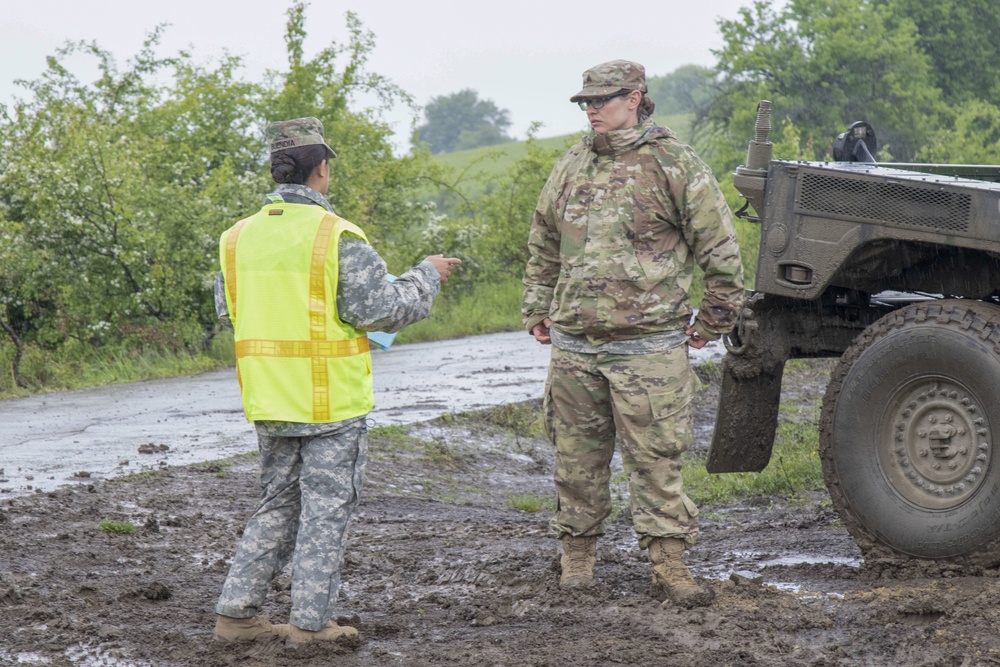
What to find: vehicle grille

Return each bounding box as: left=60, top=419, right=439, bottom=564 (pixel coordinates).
left=796, top=172, right=972, bottom=233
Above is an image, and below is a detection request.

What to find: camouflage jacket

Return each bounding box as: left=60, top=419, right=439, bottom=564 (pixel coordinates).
left=522, top=120, right=744, bottom=346
left=216, top=184, right=440, bottom=436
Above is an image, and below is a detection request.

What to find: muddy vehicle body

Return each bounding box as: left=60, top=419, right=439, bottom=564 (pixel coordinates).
left=708, top=101, right=1000, bottom=563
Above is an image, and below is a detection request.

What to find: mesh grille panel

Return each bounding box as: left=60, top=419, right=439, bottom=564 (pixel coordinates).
left=797, top=172, right=971, bottom=233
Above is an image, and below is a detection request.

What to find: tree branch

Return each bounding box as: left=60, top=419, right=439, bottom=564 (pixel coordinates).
left=0, top=316, right=28, bottom=389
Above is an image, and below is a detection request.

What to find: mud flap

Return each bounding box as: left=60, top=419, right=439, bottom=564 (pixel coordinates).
left=706, top=353, right=785, bottom=473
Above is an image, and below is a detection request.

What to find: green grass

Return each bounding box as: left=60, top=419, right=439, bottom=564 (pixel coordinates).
left=394, top=278, right=523, bottom=344
left=439, top=401, right=545, bottom=439
left=433, top=113, right=694, bottom=195
left=369, top=424, right=464, bottom=466
left=98, top=520, right=137, bottom=536
left=113, top=470, right=161, bottom=484
left=0, top=333, right=235, bottom=400
left=507, top=493, right=554, bottom=513
left=368, top=424, right=425, bottom=453
left=434, top=134, right=578, bottom=186
left=682, top=411, right=825, bottom=505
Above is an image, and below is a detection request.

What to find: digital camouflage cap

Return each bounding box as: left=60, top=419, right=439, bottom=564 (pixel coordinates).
left=265, top=117, right=337, bottom=159
left=569, top=60, right=647, bottom=103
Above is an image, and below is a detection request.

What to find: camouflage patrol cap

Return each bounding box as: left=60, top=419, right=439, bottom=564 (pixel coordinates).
left=265, top=117, right=337, bottom=159
left=569, top=60, right=647, bottom=103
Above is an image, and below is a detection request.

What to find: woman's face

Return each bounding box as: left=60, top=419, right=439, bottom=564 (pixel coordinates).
left=586, top=90, right=641, bottom=135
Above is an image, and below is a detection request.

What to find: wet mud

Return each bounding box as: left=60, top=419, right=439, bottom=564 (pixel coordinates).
left=4, top=361, right=1000, bottom=666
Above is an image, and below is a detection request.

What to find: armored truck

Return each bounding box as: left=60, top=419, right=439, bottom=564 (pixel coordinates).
left=708, top=101, right=1000, bottom=563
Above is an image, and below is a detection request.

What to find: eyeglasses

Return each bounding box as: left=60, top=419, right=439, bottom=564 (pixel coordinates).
left=578, top=91, right=629, bottom=111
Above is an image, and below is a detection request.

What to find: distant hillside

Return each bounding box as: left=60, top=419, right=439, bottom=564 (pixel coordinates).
left=433, top=113, right=694, bottom=183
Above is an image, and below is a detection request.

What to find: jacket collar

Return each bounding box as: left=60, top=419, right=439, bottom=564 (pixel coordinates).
left=266, top=184, right=336, bottom=213
left=586, top=120, right=672, bottom=157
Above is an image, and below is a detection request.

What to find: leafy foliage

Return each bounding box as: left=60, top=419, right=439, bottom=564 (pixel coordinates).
left=416, top=89, right=513, bottom=154
left=918, top=100, right=1000, bottom=164
left=0, top=3, right=435, bottom=391
left=0, top=33, right=261, bottom=359
left=706, top=0, right=943, bottom=168
left=645, top=65, right=714, bottom=116
left=705, top=0, right=1000, bottom=169
left=878, top=0, right=1000, bottom=106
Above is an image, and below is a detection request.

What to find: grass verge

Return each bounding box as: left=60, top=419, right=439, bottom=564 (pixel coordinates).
left=682, top=411, right=825, bottom=506
left=0, top=333, right=236, bottom=400
left=394, top=278, right=523, bottom=345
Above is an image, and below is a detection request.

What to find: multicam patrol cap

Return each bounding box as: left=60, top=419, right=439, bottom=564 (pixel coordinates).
left=569, top=60, right=647, bottom=103
left=265, top=117, right=337, bottom=159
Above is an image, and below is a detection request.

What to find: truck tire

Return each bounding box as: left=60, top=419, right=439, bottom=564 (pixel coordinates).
left=820, top=299, right=1000, bottom=562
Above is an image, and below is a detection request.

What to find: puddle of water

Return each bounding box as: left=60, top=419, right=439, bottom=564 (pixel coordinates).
left=760, top=554, right=862, bottom=568
left=713, top=550, right=862, bottom=569
left=190, top=551, right=228, bottom=567
left=700, top=550, right=863, bottom=598
left=64, top=641, right=151, bottom=667
left=2, top=652, right=51, bottom=665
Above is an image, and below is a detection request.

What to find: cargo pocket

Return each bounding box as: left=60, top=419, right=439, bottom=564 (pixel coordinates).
left=622, top=374, right=693, bottom=459
left=542, top=367, right=557, bottom=446
left=351, top=422, right=369, bottom=503
left=680, top=494, right=699, bottom=521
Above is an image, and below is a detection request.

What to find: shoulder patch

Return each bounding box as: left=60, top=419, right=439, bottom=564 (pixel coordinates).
left=268, top=209, right=284, bottom=216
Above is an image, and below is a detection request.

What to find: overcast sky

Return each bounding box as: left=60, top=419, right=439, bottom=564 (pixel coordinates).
left=2, top=1, right=752, bottom=145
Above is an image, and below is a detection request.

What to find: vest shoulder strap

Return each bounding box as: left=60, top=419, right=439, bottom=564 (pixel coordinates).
left=327, top=214, right=368, bottom=242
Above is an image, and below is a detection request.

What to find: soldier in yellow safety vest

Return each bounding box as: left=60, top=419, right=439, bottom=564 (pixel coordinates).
left=212, top=117, right=461, bottom=644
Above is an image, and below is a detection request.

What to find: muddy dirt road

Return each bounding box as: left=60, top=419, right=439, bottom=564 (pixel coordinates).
left=3, top=358, right=1000, bottom=666
left=0, top=332, right=554, bottom=494
left=0, top=332, right=722, bottom=495
left=0, top=332, right=724, bottom=494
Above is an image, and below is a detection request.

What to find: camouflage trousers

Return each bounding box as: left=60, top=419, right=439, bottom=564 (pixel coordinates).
left=544, top=345, right=699, bottom=548
left=215, top=418, right=368, bottom=631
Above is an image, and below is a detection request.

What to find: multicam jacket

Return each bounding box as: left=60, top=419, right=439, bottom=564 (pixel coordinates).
left=522, top=120, right=744, bottom=347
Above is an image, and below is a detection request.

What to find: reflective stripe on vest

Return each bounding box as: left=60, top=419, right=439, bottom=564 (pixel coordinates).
left=222, top=205, right=371, bottom=423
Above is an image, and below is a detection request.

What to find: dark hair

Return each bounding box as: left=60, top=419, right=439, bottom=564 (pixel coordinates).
left=638, top=94, right=656, bottom=121
left=270, top=144, right=328, bottom=185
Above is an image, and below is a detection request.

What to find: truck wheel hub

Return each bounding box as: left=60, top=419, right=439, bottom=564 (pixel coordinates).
left=882, top=380, right=990, bottom=509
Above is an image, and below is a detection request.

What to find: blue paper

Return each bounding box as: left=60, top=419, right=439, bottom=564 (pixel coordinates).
left=367, top=329, right=397, bottom=352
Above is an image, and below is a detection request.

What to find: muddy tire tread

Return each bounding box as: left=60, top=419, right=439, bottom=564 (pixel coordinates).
left=820, top=299, right=1000, bottom=564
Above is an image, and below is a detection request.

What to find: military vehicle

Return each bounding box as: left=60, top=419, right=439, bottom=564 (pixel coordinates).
left=708, top=101, right=1000, bottom=564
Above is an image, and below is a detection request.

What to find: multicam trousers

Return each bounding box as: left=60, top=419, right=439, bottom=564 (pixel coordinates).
left=215, top=418, right=368, bottom=631
left=544, top=344, right=699, bottom=548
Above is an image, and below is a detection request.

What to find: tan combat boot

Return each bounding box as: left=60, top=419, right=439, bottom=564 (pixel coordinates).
left=648, top=537, right=715, bottom=608
left=559, top=535, right=597, bottom=588
left=286, top=620, right=359, bottom=644
left=212, top=614, right=288, bottom=642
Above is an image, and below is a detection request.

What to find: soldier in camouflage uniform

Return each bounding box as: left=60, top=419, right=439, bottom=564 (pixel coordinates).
left=522, top=61, right=744, bottom=607
left=213, top=117, right=461, bottom=643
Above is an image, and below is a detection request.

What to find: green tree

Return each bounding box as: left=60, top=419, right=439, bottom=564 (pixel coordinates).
left=646, top=65, right=714, bottom=115
left=466, top=125, right=563, bottom=283
left=0, top=32, right=261, bottom=358
left=416, top=89, right=513, bottom=154
left=259, top=3, right=437, bottom=272
left=0, top=3, right=438, bottom=389
left=706, top=0, right=943, bottom=169
left=879, top=0, right=1000, bottom=106
left=919, top=100, right=1000, bottom=164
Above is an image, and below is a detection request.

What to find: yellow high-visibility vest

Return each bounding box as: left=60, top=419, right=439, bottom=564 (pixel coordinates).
left=219, top=202, right=373, bottom=423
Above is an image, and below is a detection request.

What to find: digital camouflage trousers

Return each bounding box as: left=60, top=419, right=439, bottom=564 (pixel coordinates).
left=544, top=344, right=699, bottom=548
left=215, top=418, right=368, bottom=631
